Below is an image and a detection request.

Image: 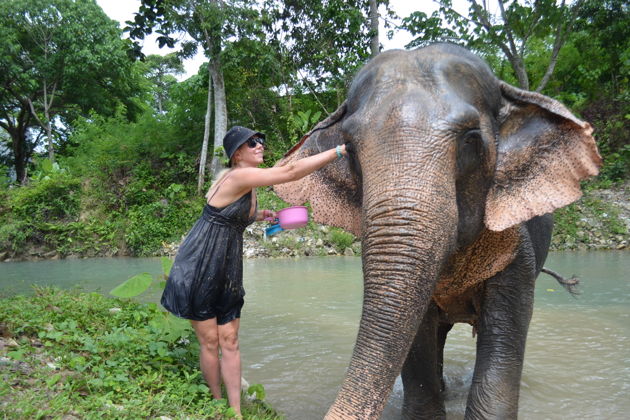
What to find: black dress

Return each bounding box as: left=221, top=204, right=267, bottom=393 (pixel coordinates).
left=161, top=190, right=256, bottom=324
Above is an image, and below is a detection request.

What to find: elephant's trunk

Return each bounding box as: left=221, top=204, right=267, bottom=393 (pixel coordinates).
left=326, top=140, right=458, bottom=419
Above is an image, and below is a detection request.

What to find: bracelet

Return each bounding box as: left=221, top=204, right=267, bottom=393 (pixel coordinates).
left=335, top=145, right=343, bottom=159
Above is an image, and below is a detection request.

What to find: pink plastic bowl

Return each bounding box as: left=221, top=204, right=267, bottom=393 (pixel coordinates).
left=277, top=206, right=308, bottom=229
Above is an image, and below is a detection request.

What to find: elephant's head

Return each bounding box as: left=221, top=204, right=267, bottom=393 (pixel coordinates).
left=274, top=44, right=601, bottom=419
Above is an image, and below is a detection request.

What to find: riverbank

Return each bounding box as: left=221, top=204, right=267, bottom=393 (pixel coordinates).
left=1, top=182, right=628, bottom=263
left=235, top=182, right=630, bottom=258
left=0, top=288, right=282, bottom=419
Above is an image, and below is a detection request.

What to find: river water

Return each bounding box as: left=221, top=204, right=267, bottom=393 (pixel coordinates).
left=1, top=251, right=628, bottom=419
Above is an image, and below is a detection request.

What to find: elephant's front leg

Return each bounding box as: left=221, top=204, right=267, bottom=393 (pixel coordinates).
left=401, top=301, right=453, bottom=420
left=465, top=243, right=537, bottom=419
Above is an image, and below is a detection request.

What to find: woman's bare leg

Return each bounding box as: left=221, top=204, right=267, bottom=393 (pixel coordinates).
left=191, top=318, right=222, bottom=399
left=218, top=318, right=242, bottom=416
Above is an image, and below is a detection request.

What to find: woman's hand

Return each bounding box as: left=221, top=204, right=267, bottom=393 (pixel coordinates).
left=258, top=209, right=277, bottom=222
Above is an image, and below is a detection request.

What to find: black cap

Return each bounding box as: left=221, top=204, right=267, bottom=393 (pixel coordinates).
left=223, top=126, right=265, bottom=162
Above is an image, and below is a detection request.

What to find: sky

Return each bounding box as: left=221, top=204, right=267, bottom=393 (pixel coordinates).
left=96, top=0, right=473, bottom=79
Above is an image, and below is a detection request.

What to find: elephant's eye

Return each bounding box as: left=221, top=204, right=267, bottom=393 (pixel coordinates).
left=457, top=129, right=485, bottom=174
left=463, top=129, right=482, bottom=144
left=461, top=129, right=484, bottom=153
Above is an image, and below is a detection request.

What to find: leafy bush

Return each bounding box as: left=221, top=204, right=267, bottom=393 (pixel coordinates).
left=328, top=228, right=355, bottom=251
left=0, top=288, right=281, bottom=419
left=599, top=144, right=630, bottom=183
left=9, top=173, right=81, bottom=223
left=124, top=199, right=203, bottom=256
left=0, top=220, right=33, bottom=252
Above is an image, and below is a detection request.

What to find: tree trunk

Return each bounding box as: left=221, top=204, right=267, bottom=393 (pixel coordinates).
left=44, top=79, right=54, bottom=162
left=26, top=79, right=57, bottom=162
left=510, top=56, right=530, bottom=90
left=45, top=112, right=54, bottom=162
left=197, top=66, right=213, bottom=195
left=535, top=45, right=561, bottom=93
left=11, top=128, right=27, bottom=184
left=369, top=0, right=379, bottom=57
left=209, top=56, right=228, bottom=180
left=1, top=108, right=31, bottom=184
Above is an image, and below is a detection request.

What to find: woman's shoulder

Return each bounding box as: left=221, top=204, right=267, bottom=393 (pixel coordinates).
left=205, top=169, right=233, bottom=201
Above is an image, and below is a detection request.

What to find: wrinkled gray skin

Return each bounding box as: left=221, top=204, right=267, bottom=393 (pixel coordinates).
left=274, top=44, right=601, bottom=419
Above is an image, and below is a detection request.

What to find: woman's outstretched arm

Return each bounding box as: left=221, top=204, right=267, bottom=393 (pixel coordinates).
left=231, top=145, right=347, bottom=190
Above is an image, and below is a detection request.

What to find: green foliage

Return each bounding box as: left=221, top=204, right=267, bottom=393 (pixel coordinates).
left=267, top=0, right=376, bottom=91
left=141, top=53, right=185, bottom=113
left=0, top=220, right=32, bottom=252
left=0, top=288, right=281, bottom=419
left=0, top=168, right=93, bottom=255
left=124, top=199, right=202, bottom=256
left=166, top=71, right=210, bottom=150
left=328, top=228, right=356, bottom=251
left=402, top=0, right=587, bottom=90
left=111, top=256, right=172, bottom=299
left=0, top=110, right=204, bottom=258
left=110, top=273, right=154, bottom=298
left=553, top=195, right=627, bottom=249
left=257, top=187, right=289, bottom=213
left=30, top=158, right=68, bottom=181
left=0, top=0, right=145, bottom=180
left=604, top=143, right=630, bottom=182
left=247, top=383, right=266, bottom=401
left=290, top=109, right=322, bottom=134
left=8, top=172, right=80, bottom=223
left=65, top=110, right=203, bottom=256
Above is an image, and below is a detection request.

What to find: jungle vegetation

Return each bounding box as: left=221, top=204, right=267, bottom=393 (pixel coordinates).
left=0, top=0, right=628, bottom=259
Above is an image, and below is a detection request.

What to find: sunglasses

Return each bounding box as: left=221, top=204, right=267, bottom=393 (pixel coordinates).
left=246, top=137, right=265, bottom=148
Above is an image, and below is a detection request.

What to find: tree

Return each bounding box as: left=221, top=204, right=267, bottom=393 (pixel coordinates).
left=0, top=0, right=143, bottom=182
left=556, top=0, right=629, bottom=181
left=126, top=0, right=265, bottom=193
left=268, top=0, right=374, bottom=95
left=401, top=0, right=585, bottom=91
left=143, top=53, right=184, bottom=114
left=369, top=0, right=380, bottom=57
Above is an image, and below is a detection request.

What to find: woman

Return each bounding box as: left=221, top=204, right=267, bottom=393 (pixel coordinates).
left=161, top=126, right=347, bottom=416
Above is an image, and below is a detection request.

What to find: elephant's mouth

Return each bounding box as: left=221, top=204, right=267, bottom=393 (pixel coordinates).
left=432, top=225, right=521, bottom=323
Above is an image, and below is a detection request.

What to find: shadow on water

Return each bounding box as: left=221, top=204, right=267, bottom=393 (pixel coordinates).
left=1, top=251, right=628, bottom=419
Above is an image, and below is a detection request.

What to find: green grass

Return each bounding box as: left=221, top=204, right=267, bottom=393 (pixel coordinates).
left=0, top=288, right=282, bottom=419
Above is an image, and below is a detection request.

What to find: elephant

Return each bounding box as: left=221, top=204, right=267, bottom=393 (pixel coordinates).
left=273, top=43, right=601, bottom=419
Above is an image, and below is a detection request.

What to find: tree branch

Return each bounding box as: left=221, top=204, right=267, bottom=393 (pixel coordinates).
left=46, top=81, right=57, bottom=110
left=26, top=98, right=47, bottom=132
left=520, top=3, right=544, bottom=47
left=296, top=69, right=330, bottom=115
left=0, top=120, right=10, bottom=132
left=535, top=0, right=582, bottom=92
left=443, top=0, right=490, bottom=32
left=495, top=0, right=519, bottom=58
left=466, top=0, right=513, bottom=61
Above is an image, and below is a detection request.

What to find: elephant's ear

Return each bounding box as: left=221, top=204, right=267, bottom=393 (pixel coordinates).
left=485, top=82, right=602, bottom=231
left=273, top=102, right=362, bottom=236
